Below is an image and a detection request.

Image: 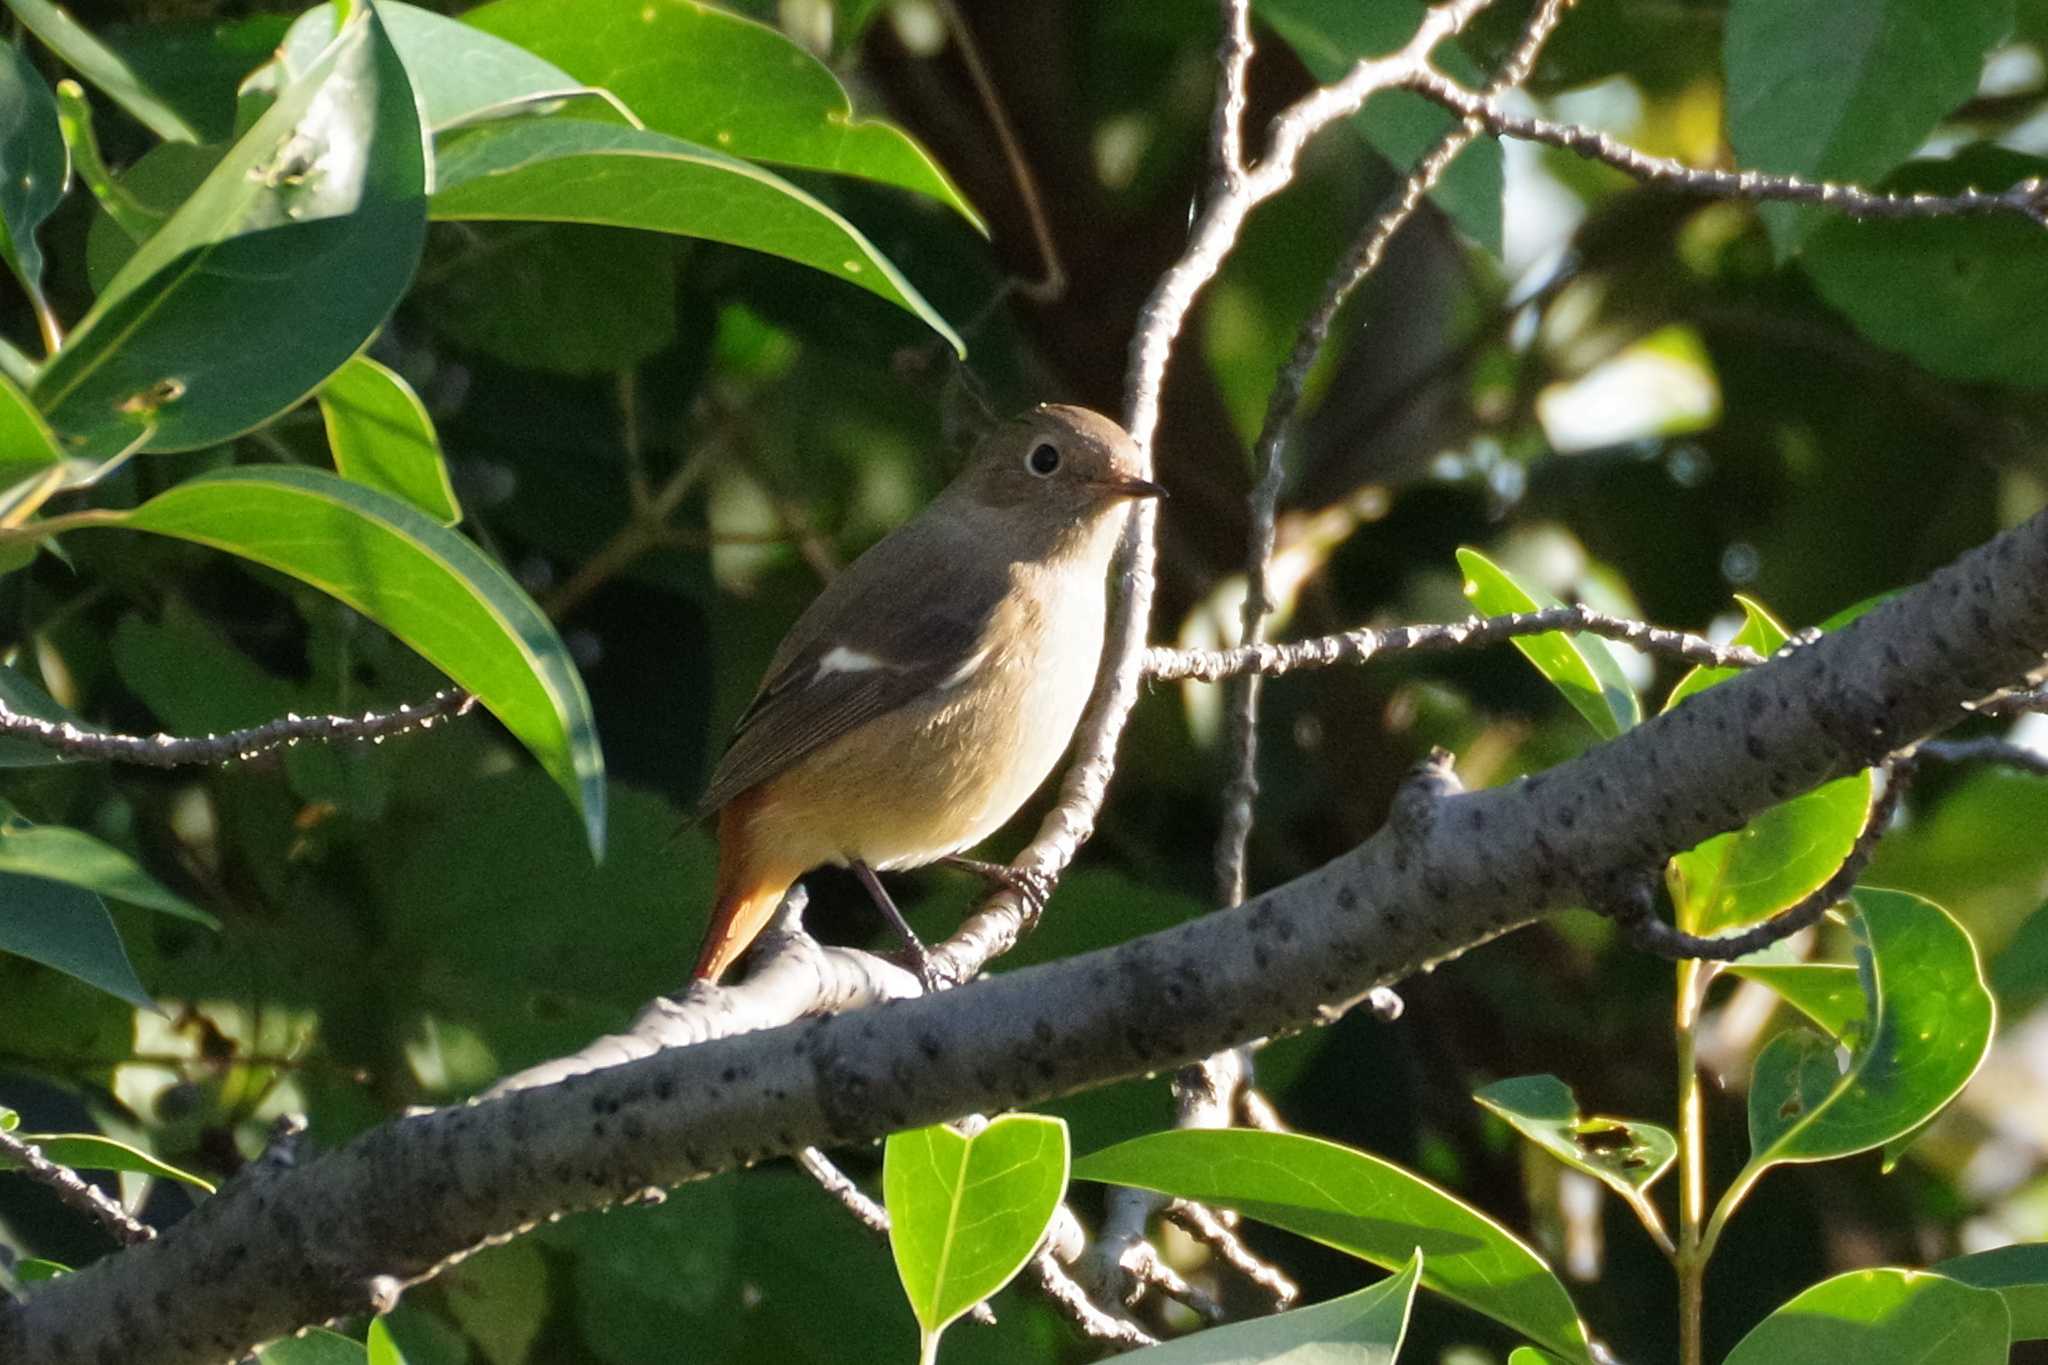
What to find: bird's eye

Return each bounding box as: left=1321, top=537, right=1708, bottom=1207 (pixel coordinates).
left=1026, top=443, right=1062, bottom=476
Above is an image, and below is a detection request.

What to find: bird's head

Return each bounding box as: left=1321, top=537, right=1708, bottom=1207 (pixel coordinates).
left=957, top=405, right=1165, bottom=536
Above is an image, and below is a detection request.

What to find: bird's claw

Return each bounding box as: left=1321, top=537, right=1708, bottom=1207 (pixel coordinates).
left=944, top=856, right=1054, bottom=920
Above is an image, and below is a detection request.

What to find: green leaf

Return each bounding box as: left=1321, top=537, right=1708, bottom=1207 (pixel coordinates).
left=885, top=1114, right=1070, bottom=1356
left=0, top=370, right=66, bottom=489
left=439, top=1240, right=548, bottom=1365
left=1725, top=963, right=1865, bottom=1039
left=1456, top=546, right=1638, bottom=739
left=317, top=356, right=460, bottom=524
left=0, top=40, right=67, bottom=311
left=1934, top=1244, right=2048, bottom=1340
left=12, top=1257, right=68, bottom=1282
left=1121, top=1252, right=1422, bottom=1363
left=543, top=1179, right=741, bottom=1365
left=1723, top=1268, right=2010, bottom=1364
left=3, top=0, right=201, bottom=143
left=32, top=0, right=429, bottom=456
left=430, top=118, right=963, bottom=356
left=1664, top=595, right=1781, bottom=712
left=1668, top=774, right=1871, bottom=936
left=258, top=1327, right=370, bottom=1365
left=0, top=330, right=32, bottom=387
left=1250, top=0, right=1503, bottom=255
left=95, top=14, right=292, bottom=145
left=1802, top=148, right=2048, bottom=388
left=1473, top=1075, right=1677, bottom=1221
left=99, top=465, right=605, bottom=857
left=1747, top=1026, right=1845, bottom=1156
left=271, top=0, right=609, bottom=135
left=1725, top=0, right=2015, bottom=256
left=3, top=1131, right=215, bottom=1191
left=464, top=0, right=983, bottom=230
left=73, top=125, right=220, bottom=285
left=0, top=820, right=215, bottom=926
left=1991, top=901, right=2048, bottom=1017
left=0, top=869, right=151, bottom=1007
left=1664, top=598, right=1873, bottom=936
left=426, top=222, right=676, bottom=377
left=365, top=1320, right=409, bottom=1365
left=1073, top=1129, right=1592, bottom=1362
left=1744, top=889, right=1993, bottom=1171
left=1508, top=1352, right=1572, bottom=1365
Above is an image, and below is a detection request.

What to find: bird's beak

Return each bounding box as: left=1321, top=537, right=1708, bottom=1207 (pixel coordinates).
left=1091, top=474, right=1168, bottom=501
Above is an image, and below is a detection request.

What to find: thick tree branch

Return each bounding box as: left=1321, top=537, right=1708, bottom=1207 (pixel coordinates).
left=10, top=503, right=2047, bottom=1365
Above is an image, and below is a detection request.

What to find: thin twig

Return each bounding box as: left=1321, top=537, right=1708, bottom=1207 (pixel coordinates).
left=1145, top=606, right=1764, bottom=684
left=1917, top=736, right=2048, bottom=777
left=930, top=0, right=1497, bottom=986
left=1614, top=762, right=1910, bottom=960
left=1239, top=1088, right=1289, bottom=1133
left=1029, top=1245, right=1158, bottom=1351
left=935, top=0, right=1065, bottom=302
left=1165, top=1199, right=1298, bottom=1311
left=1216, top=0, right=1575, bottom=909
left=797, top=1141, right=1155, bottom=1346
left=1967, top=684, right=2048, bottom=717
left=542, top=438, right=723, bottom=621
left=1209, top=0, right=1253, bottom=186
left=0, top=1127, right=153, bottom=1246
left=0, top=690, right=474, bottom=768
left=1405, top=71, right=2048, bottom=228
left=795, top=1147, right=1000, bottom=1328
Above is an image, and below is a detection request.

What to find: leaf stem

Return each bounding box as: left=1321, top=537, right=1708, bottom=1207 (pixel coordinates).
left=1674, top=958, right=1711, bottom=1365
left=0, top=506, right=125, bottom=539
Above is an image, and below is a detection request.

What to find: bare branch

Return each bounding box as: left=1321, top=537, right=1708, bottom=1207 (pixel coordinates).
left=1165, top=1199, right=1299, bottom=1311
left=1612, top=761, right=1909, bottom=960
left=486, top=895, right=921, bottom=1096
left=9, top=503, right=2048, bottom=1363
left=0, top=690, right=473, bottom=769
left=1029, top=1244, right=1157, bottom=1351
left=1210, top=0, right=1253, bottom=185
left=1918, top=736, right=2048, bottom=777
left=932, top=0, right=1497, bottom=985
left=1145, top=606, right=1765, bottom=684
left=1404, top=70, right=2048, bottom=228
left=1970, top=684, right=2048, bottom=716
left=1218, top=0, right=1574, bottom=908
left=0, top=1127, right=153, bottom=1247
left=794, top=1148, right=1000, bottom=1328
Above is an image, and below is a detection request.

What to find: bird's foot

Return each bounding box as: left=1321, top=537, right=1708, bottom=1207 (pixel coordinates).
left=852, top=859, right=946, bottom=993
left=943, top=856, right=1054, bottom=922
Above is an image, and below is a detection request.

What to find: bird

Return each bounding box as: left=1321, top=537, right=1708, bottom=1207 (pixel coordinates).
left=689, top=404, right=1164, bottom=983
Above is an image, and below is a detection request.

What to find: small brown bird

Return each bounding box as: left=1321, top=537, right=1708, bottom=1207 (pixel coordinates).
left=690, top=404, right=1162, bottom=982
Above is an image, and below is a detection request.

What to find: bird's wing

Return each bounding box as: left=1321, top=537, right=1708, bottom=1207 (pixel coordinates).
left=694, top=525, right=1011, bottom=818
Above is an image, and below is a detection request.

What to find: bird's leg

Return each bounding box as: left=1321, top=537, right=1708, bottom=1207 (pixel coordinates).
left=941, top=855, right=1053, bottom=922
left=850, top=859, right=940, bottom=991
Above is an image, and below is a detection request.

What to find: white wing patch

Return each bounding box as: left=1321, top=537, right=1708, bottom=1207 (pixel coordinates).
left=938, top=645, right=993, bottom=689
left=816, top=645, right=888, bottom=678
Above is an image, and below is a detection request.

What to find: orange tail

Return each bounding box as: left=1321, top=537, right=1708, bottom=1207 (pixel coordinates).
left=692, top=801, right=797, bottom=983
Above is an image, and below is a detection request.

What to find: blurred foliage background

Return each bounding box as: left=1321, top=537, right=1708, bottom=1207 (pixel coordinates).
left=4, top=0, right=2048, bottom=1361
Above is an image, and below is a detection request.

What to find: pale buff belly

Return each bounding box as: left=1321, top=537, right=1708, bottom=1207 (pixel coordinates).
left=739, top=615, right=1103, bottom=873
